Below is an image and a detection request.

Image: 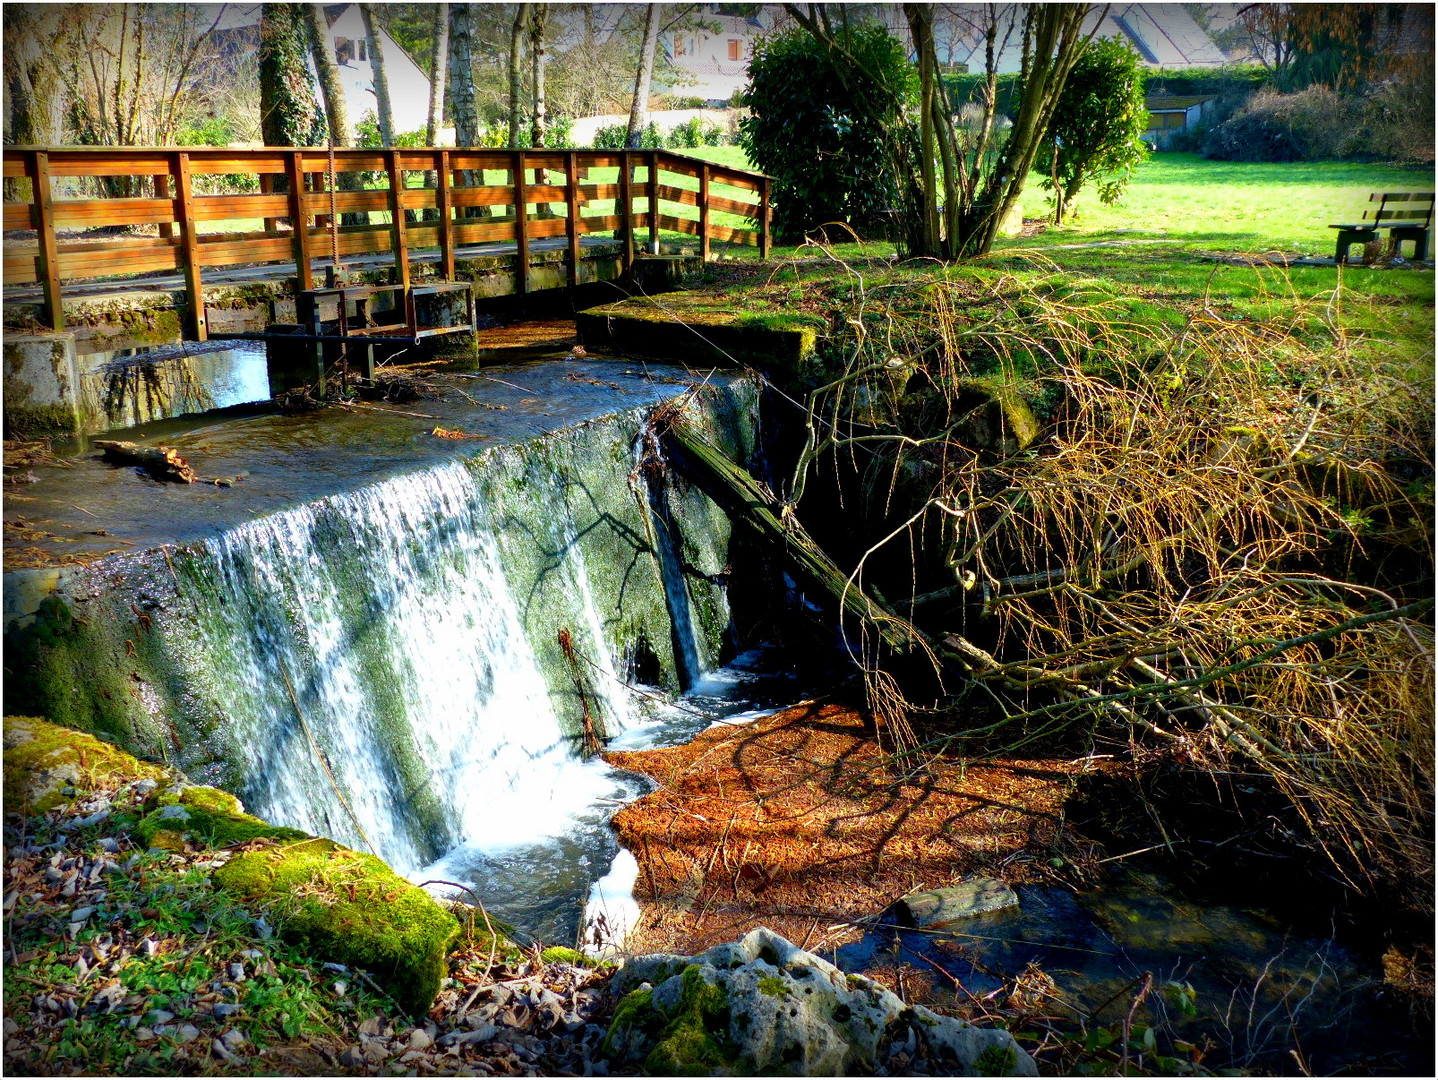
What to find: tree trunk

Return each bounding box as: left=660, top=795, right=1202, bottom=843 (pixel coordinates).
left=953, top=3, right=1089, bottom=257
left=627, top=4, right=662, bottom=148
left=259, top=2, right=324, bottom=226
left=359, top=5, right=395, bottom=146
left=529, top=4, right=549, bottom=149
left=305, top=5, right=365, bottom=225
left=424, top=3, right=449, bottom=220
left=446, top=4, right=487, bottom=219
left=427, top=4, right=448, bottom=146
left=259, top=3, right=325, bottom=148
left=306, top=5, right=350, bottom=146
left=508, top=5, right=527, bottom=147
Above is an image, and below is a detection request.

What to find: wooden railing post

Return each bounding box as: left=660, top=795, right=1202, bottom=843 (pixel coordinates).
left=153, top=173, right=174, bottom=239
left=512, top=150, right=529, bottom=294
left=617, top=151, right=634, bottom=271
left=760, top=176, right=772, bottom=260
left=172, top=151, right=207, bottom=341
left=285, top=151, right=313, bottom=291
left=647, top=150, right=660, bottom=255
left=259, top=174, right=280, bottom=233
left=437, top=150, right=455, bottom=281
left=384, top=149, right=410, bottom=293
left=699, top=163, right=711, bottom=263
left=26, top=150, right=64, bottom=331
left=564, top=150, right=581, bottom=288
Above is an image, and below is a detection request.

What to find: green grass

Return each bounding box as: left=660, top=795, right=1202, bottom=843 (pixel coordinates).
left=1009, top=152, right=1436, bottom=254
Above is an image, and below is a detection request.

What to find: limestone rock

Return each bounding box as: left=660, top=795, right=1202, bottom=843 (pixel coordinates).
left=891, top=877, right=1020, bottom=929
left=603, top=926, right=1036, bottom=1076
left=133, top=783, right=309, bottom=851
left=213, top=837, right=460, bottom=1017
left=3, top=715, right=174, bottom=816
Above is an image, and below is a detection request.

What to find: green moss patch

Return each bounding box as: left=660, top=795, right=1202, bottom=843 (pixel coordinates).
left=134, top=786, right=310, bottom=851
left=3, top=715, right=173, bottom=816
left=213, top=837, right=459, bottom=1017
left=603, top=965, right=737, bottom=1076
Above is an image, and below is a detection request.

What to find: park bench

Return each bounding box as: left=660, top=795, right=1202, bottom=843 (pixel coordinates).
left=1330, top=191, right=1434, bottom=264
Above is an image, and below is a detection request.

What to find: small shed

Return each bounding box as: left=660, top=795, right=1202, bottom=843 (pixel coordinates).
left=1143, top=94, right=1217, bottom=147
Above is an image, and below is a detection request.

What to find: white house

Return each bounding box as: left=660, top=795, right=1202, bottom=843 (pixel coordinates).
left=662, top=4, right=1231, bottom=98
left=663, top=9, right=778, bottom=106
left=214, top=4, right=436, bottom=139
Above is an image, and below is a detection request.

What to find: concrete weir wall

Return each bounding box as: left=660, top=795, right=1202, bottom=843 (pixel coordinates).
left=3, top=335, right=269, bottom=438
left=2, top=367, right=759, bottom=866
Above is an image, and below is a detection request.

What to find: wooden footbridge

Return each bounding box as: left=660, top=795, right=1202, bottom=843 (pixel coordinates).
left=2, top=146, right=772, bottom=340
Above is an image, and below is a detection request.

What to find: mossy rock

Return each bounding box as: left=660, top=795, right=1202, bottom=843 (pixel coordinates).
left=134, top=786, right=310, bottom=851
left=2, top=715, right=174, bottom=816
left=540, top=945, right=612, bottom=970
left=952, top=380, right=1040, bottom=455
left=213, top=837, right=459, bottom=1017
left=603, top=965, right=737, bottom=1076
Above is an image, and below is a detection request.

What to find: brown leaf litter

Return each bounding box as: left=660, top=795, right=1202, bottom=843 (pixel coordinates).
left=605, top=700, right=1109, bottom=959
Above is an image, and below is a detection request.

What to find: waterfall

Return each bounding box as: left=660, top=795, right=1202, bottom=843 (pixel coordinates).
left=6, top=378, right=758, bottom=936
left=183, top=462, right=619, bottom=874
left=154, top=399, right=747, bottom=880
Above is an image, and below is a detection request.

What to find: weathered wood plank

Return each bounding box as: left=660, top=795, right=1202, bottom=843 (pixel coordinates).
left=513, top=150, right=529, bottom=294
left=172, top=151, right=207, bottom=340
left=438, top=150, right=455, bottom=280
left=656, top=183, right=700, bottom=208
left=699, top=164, right=711, bottom=262
left=285, top=150, right=313, bottom=291
left=565, top=151, right=581, bottom=288
left=3, top=202, right=34, bottom=230
left=618, top=151, right=634, bottom=270
left=56, top=245, right=181, bottom=277
left=3, top=251, right=39, bottom=284
left=27, top=151, right=64, bottom=330
left=656, top=213, right=702, bottom=237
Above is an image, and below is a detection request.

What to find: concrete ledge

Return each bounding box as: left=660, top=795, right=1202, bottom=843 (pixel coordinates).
left=576, top=295, right=822, bottom=382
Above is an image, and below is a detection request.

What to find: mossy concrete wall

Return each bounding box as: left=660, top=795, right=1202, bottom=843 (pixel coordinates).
left=3, top=378, right=760, bottom=869
left=4, top=332, right=82, bottom=438
left=576, top=300, right=821, bottom=384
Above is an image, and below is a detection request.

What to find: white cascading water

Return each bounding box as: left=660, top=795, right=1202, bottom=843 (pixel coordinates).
left=189, top=461, right=631, bottom=876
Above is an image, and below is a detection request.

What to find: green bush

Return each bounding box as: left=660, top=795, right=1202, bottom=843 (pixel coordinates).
left=1037, top=38, right=1150, bottom=220
left=739, top=24, right=914, bottom=242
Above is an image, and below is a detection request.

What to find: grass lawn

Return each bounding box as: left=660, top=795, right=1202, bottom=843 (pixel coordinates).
left=1021, top=152, right=1437, bottom=254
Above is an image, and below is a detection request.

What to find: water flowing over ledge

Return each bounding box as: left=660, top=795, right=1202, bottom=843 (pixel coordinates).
left=4, top=363, right=764, bottom=933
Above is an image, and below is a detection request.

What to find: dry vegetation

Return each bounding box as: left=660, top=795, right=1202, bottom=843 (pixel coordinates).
left=689, top=246, right=1434, bottom=922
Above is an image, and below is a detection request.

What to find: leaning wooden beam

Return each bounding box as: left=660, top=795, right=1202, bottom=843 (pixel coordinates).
left=663, top=413, right=919, bottom=654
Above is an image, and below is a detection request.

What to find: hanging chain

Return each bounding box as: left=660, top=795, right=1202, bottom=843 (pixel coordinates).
left=327, top=137, right=340, bottom=274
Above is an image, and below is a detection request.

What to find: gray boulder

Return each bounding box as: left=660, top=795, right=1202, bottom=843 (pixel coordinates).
left=602, top=926, right=1036, bottom=1076
left=892, top=878, right=1020, bottom=930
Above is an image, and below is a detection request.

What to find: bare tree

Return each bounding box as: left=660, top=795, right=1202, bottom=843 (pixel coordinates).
left=626, top=4, right=661, bottom=148
left=508, top=5, right=527, bottom=146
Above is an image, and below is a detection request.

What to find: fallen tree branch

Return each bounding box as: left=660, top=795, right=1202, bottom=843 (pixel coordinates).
left=94, top=440, right=197, bottom=483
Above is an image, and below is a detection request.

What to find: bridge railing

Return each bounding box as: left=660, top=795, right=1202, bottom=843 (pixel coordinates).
left=2, top=146, right=773, bottom=337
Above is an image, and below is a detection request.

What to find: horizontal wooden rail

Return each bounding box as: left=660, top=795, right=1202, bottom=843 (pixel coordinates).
left=2, top=145, right=773, bottom=334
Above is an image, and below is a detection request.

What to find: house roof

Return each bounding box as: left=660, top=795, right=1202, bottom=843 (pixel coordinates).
left=1145, top=95, right=1217, bottom=111
left=1111, top=4, right=1230, bottom=67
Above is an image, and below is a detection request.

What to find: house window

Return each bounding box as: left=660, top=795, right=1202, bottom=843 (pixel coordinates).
left=727, top=38, right=741, bottom=61
left=358, top=38, right=367, bottom=62
left=675, top=36, right=687, bottom=56
left=335, top=36, right=353, bottom=65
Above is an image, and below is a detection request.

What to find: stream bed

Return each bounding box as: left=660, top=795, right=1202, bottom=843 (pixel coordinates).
left=414, top=647, right=803, bottom=947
